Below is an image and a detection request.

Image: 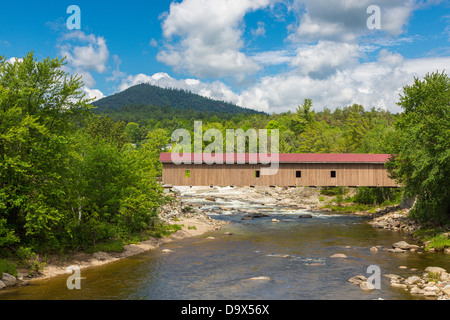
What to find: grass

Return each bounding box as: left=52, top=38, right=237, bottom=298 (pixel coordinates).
left=424, top=235, right=450, bottom=252
left=146, top=223, right=183, bottom=239
left=426, top=272, right=442, bottom=282
left=321, top=203, right=378, bottom=214
left=87, top=240, right=125, bottom=254
left=0, top=259, right=17, bottom=277
left=412, top=229, right=450, bottom=252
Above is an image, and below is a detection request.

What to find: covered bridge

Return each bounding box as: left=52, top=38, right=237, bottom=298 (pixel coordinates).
left=159, top=153, right=399, bottom=188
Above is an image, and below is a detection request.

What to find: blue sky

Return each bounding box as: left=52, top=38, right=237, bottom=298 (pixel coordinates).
left=0, top=0, right=449, bottom=113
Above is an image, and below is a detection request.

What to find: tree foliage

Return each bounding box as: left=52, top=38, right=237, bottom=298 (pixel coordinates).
left=0, top=53, right=167, bottom=252
left=387, top=71, right=450, bottom=224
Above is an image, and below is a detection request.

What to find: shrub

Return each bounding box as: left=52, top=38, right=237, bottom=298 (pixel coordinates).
left=16, top=247, right=46, bottom=273
left=320, top=187, right=348, bottom=196
left=0, top=259, right=17, bottom=277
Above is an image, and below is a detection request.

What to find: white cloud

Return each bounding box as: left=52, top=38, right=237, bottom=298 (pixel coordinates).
left=60, top=31, right=110, bottom=74
left=237, top=51, right=450, bottom=113
left=6, top=57, right=23, bottom=64
left=157, top=0, right=273, bottom=78
left=83, top=87, right=105, bottom=102
left=252, top=22, right=266, bottom=38
left=290, top=41, right=360, bottom=77
left=288, top=0, right=416, bottom=42
left=58, top=31, right=110, bottom=102
left=251, top=50, right=294, bottom=66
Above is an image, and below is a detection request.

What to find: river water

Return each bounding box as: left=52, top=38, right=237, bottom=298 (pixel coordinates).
left=2, top=190, right=449, bottom=300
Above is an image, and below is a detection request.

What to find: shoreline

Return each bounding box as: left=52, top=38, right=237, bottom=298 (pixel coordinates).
left=19, top=213, right=228, bottom=284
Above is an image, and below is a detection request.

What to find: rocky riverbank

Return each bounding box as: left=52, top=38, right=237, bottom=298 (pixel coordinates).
left=349, top=266, right=450, bottom=300
left=0, top=192, right=228, bottom=290
left=177, top=186, right=450, bottom=300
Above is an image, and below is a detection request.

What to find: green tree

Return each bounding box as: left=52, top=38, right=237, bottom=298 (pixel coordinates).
left=86, top=116, right=129, bottom=149
left=298, top=121, right=343, bottom=153
left=387, top=71, right=450, bottom=224
left=125, top=122, right=142, bottom=144
left=289, top=99, right=315, bottom=134
left=0, top=53, right=91, bottom=248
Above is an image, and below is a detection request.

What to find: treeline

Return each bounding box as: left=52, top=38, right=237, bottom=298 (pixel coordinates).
left=0, top=53, right=169, bottom=258
left=97, top=98, right=398, bottom=155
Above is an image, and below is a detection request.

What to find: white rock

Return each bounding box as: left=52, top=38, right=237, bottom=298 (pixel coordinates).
left=1, top=273, right=16, bottom=287
left=330, top=253, right=347, bottom=259
left=404, top=276, right=421, bottom=285
left=425, top=267, right=447, bottom=274
left=248, top=276, right=271, bottom=281
left=410, top=287, right=424, bottom=295
left=360, top=281, right=376, bottom=292
left=392, top=241, right=420, bottom=250
left=162, top=249, right=174, bottom=254
left=348, top=275, right=367, bottom=285
left=391, top=283, right=407, bottom=289
left=0, top=280, right=5, bottom=290
left=442, top=285, right=450, bottom=295
left=425, top=285, right=440, bottom=292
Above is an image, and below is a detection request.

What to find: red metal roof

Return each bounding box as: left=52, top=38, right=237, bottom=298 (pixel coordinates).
left=159, top=153, right=391, bottom=164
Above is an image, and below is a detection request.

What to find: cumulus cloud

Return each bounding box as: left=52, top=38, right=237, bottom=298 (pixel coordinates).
left=58, top=31, right=110, bottom=102
left=290, top=41, right=360, bottom=78
left=60, top=31, right=110, bottom=73
left=157, top=0, right=272, bottom=78
left=83, top=87, right=105, bottom=102
left=288, top=0, right=416, bottom=42
left=237, top=51, right=450, bottom=113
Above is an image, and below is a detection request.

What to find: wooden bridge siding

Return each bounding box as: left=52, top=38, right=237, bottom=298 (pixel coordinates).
left=161, top=163, right=398, bottom=187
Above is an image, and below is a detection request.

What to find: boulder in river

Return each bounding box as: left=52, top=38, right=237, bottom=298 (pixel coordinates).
left=330, top=253, right=347, bottom=259
left=247, top=276, right=271, bottom=281
left=392, top=241, right=420, bottom=250
left=298, top=214, right=313, bottom=219
left=1, top=273, right=17, bottom=287
left=348, top=275, right=367, bottom=285
left=360, top=281, right=376, bottom=292
left=425, top=266, right=447, bottom=274
left=244, top=212, right=269, bottom=219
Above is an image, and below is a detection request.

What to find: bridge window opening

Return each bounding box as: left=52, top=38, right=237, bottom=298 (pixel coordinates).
left=255, top=170, right=261, bottom=178
left=296, top=171, right=302, bottom=178
left=331, top=171, right=336, bottom=178
left=185, top=170, right=191, bottom=178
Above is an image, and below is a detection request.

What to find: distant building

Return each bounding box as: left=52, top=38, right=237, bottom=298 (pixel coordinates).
left=159, top=153, right=399, bottom=188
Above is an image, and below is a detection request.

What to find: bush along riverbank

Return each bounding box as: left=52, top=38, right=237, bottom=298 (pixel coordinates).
left=0, top=191, right=228, bottom=290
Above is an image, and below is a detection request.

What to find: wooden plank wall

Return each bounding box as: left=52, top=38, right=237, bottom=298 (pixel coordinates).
left=162, top=163, right=399, bottom=187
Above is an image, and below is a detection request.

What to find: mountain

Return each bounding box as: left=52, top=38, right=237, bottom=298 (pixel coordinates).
left=92, top=83, right=263, bottom=116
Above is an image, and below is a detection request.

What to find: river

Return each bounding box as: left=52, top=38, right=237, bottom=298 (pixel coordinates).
left=1, top=188, right=449, bottom=300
